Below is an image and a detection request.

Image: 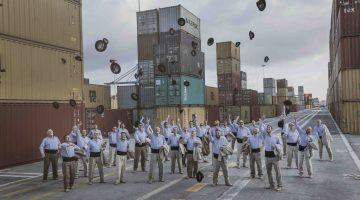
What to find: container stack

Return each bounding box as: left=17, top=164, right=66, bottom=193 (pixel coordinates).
left=240, top=71, right=247, bottom=89
left=276, top=79, right=289, bottom=115
left=298, top=86, right=305, bottom=110
left=328, top=0, right=360, bottom=134
left=205, top=86, right=220, bottom=124
left=304, top=93, right=313, bottom=109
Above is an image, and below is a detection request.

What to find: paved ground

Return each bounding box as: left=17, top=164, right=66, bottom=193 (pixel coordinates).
left=0, top=109, right=359, bottom=200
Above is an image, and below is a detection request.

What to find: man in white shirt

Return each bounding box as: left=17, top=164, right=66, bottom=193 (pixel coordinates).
left=108, top=127, right=118, bottom=167
left=313, top=119, right=333, bottom=161
left=248, top=128, right=263, bottom=178
left=285, top=123, right=299, bottom=169
left=236, top=120, right=251, bottom=168
left=39, top=129, right=60, bottom=181
left=148, top=127, right=167, bottom=183
left=115, top=132, right=130, bottom=184
left=60, top=135, right=80, bottom=192
left=75, top=129, right=90, bottom=178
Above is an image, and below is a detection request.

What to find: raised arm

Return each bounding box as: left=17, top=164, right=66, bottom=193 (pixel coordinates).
left=294, top=118, right=305, bottom=135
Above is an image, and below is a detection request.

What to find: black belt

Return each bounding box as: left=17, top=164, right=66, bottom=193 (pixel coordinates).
left=151, top=149, right=160, bottom=153
left=90, top=152, right=101, bottom=157
left=135, top=143, right=146, bottom=147
left=237, top=138, right=243, bottom=143
left=298, top=145, right=306, bottom=152
left=213, top=153, right=219, bottom=159
left=110, top=143, right=116, bottom=147
left=62, top=157, right=76, bottom=162
left=265, top=151, right=276, bottom=158
left=165, top=138, right=169, bottom=142
left=252, top=148, right=260, bottom=153
left=171, top=146, right=179, bottom=150
left=281, top=132, right=285, bottom=135
left=287, top=142, right=297, bottom=146
left=197, top=136, right=204, bottom=140
left=187, top=150, right=194, bottom=154
left=117, top=151, right=127, bottom=155
left=319, top=136, right=323, bottom=139
left=45, top=149, right=58, bottom=154
left=74, top=142, right=77, bottom=145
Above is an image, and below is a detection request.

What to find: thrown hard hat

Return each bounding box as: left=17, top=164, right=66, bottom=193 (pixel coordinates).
left=69, top=99, right=77, bottom=107
left=52, top=102, right=60, bottom=109
left=192, top=41, right=198, bottom=49
left=235, top=42, right=241, bottom=47
left=178, top=18, right=186, bottom=26
left=249, top=31, right=255, bottom=40
left=196, top=171, right=204, bottom=182
left=131, top=93, right=139, bottom=101
left=96, top=105, right=105, bottom=114
left=207, top=38, right=214, bottom=46
left=183, top=80, right=190, bottom=86
left=191, top=50, right=197, bottom=57
left=110, top=61, right=121, bottom=74
left=95, top=38, right=108, bottom=52
left=256, top=0, right=266, bottom=12
left=277, top=119, right=284, bottom=128
left=169, top=28, right=175, bottom=35
left=264, top=56, right=270, bottom=63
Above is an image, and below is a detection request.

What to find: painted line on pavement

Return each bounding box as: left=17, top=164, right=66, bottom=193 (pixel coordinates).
left=186, top=183, right=208, bottom=192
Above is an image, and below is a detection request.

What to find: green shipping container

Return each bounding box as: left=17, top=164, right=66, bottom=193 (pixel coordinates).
left=155, top=75, right=205, bottom=106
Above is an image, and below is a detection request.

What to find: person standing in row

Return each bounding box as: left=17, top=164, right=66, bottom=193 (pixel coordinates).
left=161, top=116, right=172, bottom=161
left=228, top=116, right=238, bottom=150
left=285, top=123, right=299, bottom=169
left=88, top=132, right=105, bottom=185
left=168, top=127, right=183, bottom=174
left=75, top=130, right=90, bottom=178
left=39, top=129, right=60, bottom=182
left=248, top=128, right=263, bottom=179
left=108, top=127, right=118, bottom=167
left=210, top=129, right=232, bottom=186
left=278, top=116, right=288, bottom=157
left=148, top=127, right=167, bottom=184
left=313, top=119, right=333, bottom=161
left=235, top=120, right=251, bottom=168
left=115, top=132, right=130, bottom=185
left=264, top=125, right=283, bottom=191
left=184, top=131, right=202, bottom=179
left=60, top=135, right=81, bottom=192
left=133, top=123, right=147, bottom=172
left=295, top=117, right=314, bottom=178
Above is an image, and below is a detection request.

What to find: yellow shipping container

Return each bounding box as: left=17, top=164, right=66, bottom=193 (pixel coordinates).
left=205, top=86, right=219, bottom=106
left=260, top=105, right=277, bottom=118
left=83, top=83, right=111, bottom=109
left=155, top=106, right=205, bottom=128
left=216, top=41, right=240, bottom=61
left=0, top=0, right=82, bottom=51
left=340, top=102, right=360, bottom=134
left=339, top=69, right=360, bottom=101
left=0, top=38, right=83, bottom=101
left=216, top=58, right=240, bottom=75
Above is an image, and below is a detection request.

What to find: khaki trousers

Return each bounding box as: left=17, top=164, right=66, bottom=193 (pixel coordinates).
left=43, top=153, right=58, bottom=180
left=170, top=150, right=182, bottom=173
left=75, top=155, right=88, bottom=177
left=186, top=153, right=198, bottom=178
left=108, top=146, right=117, bottom=166
left=287, top=145, right=299, bottom=168
left=265, top=157, right=283, bottom=188
left=148, top=153, right=164, bottom=181
left=134, top=146, right=147, bottom=171
left=281, top=136, right=287, bottom=155
left=62, top=161, right=75, bottom=190
left=236, top=142, right=248, bottom=167
left=88, top=156, right=104, bottom=183
left=116, top=155, right=127, bottom=182
left=299, top=149, right=313, bottom=176
left=250, top=152, right=263, bottom=177
left=319, top=139, right=333, bottom=160
left=213, top=157, right=230, bottom=185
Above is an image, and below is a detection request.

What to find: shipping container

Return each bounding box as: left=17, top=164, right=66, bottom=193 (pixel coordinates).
left=205, top=86, right=219, bottom=106
left=155, top=75, right=205, bottom=106
left=240, top=71, right=247, bottom=81
left=0, top=38, right=83, bottom=101
left=132, top=108, right=156, bottom=128
left=0, top=0, right=82, bottom=51
left=216, top=41, right=240, bottom=61
left=216, top=58, right=240, bottom=75
left=0, top=102, right=84, bottom=169
left=338, top=69, right=360, bottom=101
left=337, top=1, right=360, bottom=39
left=287, top=87, right=295, bottom=97
left=137, top=9, right=159, bottom=35
left=155, top=106, right=205, bottom=128
left=260, top=105, right=277, bottom=118
left=277, top=79, right=288, bottom=88
left=138, top=60, right=155, bottom=86
left=304, top=93, right=313, bottom=105
left=272, top=96, right=278, bottom=105
left=159, top=5, right=201, bottom=39
left=138, top=33, right=159, bottom=61
left=219, top=106, right=241, bottom=122
left=250, top=105, right=261, bottom=121
left=335, top=37, right=360, bottom=71
left=339, top=101, right=360, bottom=134
left=235, top=89, right=258, bottom=106
left=218, top=73, right=241, bottom=91
left=117, top=85, right=138, bottom=109
left=264, top=87, right=276, bottom=96
left=240, top=106, right=251, bottom=123
left=139, top=86, right=155, bottom=108
left=277, top=88, right=288, bottom=97
left=83, top=83, right=111, bottom=109
left=263, top=78, right=276, bottom=88
left=218, top=90, right=235, bottom=106
left=205, top=105, right=220, bottom=125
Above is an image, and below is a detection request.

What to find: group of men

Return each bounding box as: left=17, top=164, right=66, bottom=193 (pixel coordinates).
left=39, top=113, right=334, bottom=192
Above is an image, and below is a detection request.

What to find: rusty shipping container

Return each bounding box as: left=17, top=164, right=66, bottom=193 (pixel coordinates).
left=138, top=33, right=159, bottom=61
left=0, top=0, right=82, bottom=51
left=83, top=83, right=111, bottom=109
left=0, top=38, right=83, bottom=101
left=336, top=1, right=360, bottom=39
left=155, top=106, right=205, bottom=128
left=277, top=79, right=288, bottom=88
left=205, top=105, right=220, bottom=125
left=0, top=102, right=84, bottom=169
left=117, top=85, right=138, bottom=109
left=235, top=89, right=258, bottom=106
left=335, top=37, right=360, bottom=71
left=138, top=60, right=155, bottom=86
left=218, top=73, right=241, bottom=91
left=251, top=105, right=260, bottom=121
left=137, top=9, right=159, bottom=35
left=216, top=58, right=240, bottom=75
left=219, top=90, right=235, bottom=106
left=216, top=41, right=240, bottom=61
left=139, top=85, right=155, bottom=108
left=205, top=86, right=219, bottom=106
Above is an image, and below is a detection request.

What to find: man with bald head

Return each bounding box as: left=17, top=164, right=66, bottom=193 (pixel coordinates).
left=39, top=129, right=61, bottom=181
left=235, top=119, right=251, bottom=168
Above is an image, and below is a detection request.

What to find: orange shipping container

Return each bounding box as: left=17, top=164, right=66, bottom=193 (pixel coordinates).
left=216, top=41, right=240, bottom=61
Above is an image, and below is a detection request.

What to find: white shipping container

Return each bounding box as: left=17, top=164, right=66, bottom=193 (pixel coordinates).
left=264, top=87, right=276, bottom=96
left=263, top=78, right=276, bottom=88
left=138, top=60, right=154, bottom=86
left=137, top=9, right=159, bottom=35
left=159, top=5, right=201, bottom=39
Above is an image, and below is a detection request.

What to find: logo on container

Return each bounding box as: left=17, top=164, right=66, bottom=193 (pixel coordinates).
left=183, top=85, right=188, bottom=101
left=185, top=18, right=199, bottom=30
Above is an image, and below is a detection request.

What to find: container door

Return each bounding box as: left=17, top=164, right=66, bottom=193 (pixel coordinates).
left=0, top=0, right=3, bottom=33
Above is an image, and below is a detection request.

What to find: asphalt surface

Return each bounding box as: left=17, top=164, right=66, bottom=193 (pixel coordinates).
left=0, top=109, right=359, bottom=200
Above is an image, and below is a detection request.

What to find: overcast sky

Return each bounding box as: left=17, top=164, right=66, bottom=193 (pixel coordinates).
left=83, top=0, right=331, bottom=100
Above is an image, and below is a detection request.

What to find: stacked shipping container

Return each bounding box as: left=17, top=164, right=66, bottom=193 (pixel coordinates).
left=276, top=79, right=289, bottom=115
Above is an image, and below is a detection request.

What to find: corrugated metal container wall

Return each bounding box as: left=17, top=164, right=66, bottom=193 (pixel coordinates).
left=264, top=94, right=273, bottom=105
left=0, top=102, right=84, bottom=169
left=250, top=105, right=260, bottom=121
left=216, top=58, right=240, bottom=75
left=138, top=60, right=155, bottom=86
left=277, top=88, right=288, bottom=97
left=218, top=90, right=235, bottom=106
left=338, top=1, right=360, bottom=38
left=277, top=79, right=288, bottom=88
left=83, top=84, right=111, bottom=109
left=155, top=76, right=168, bottom=105
left=159, top=5, right=201, bottom=39
left=0, top=0, right=81, bottom=51
left=139, top=86, right=155, bottom=108
left=219, top=106, right=241, bottom=122
left=340, top=102, right=360, bottom=134
left=92, top=109, right=133, bottom=133
left=263, top=78, right=276, bottom=88
left=155, top=106, right=205, bottom=128
left=117, top=85, right=138, bottom=109
left=205, top=105, right=220, bottom=125
left=218, top=73, right=241, bottom=91
left=235, top=89, right=258, bottom=105
left=216, top=42, right=240, bottom=61
left=339, top=69, right=360, bottom=101
left=138, top=33, right=159, bottom=61
left=137, top=9, right=159, bottom=35
left=258, top=93, right=265, bottom=105
left=337, top=37, right=360, bottom=70
left=264, top=87, right=276, bottom=96
left=260, top=105, right=277, bottom=118
left=240, top=106, right=251, bottom=123
left=205, top=86, right=219, bottom=106
left=0, top=39, right=83, bottom=101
